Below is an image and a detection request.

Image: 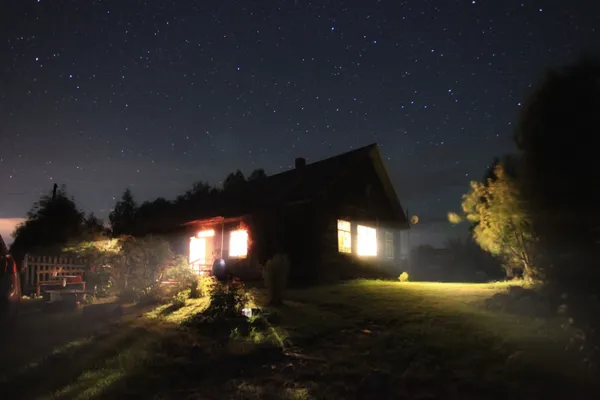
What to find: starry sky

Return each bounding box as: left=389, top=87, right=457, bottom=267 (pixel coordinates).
left=0, top=0, right=598, bottom=246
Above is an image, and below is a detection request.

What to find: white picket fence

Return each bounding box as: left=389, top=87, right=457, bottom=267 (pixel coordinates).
left=23, top=254, right=87, bottom=295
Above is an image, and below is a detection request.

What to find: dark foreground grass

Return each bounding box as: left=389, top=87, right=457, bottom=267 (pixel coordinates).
left=2, top=281, right=597, bottom=399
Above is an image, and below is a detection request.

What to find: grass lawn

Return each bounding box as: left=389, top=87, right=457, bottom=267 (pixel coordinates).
left=1, top=280, right=596, bottom=399
left=248, top=280, right=594, bottom=399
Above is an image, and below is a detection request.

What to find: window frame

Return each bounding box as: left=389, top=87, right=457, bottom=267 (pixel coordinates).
left=337, top=219, right=352, bottom=254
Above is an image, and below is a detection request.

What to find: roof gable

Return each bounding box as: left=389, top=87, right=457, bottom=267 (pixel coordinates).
left=223, top=143, right=408, bottom=227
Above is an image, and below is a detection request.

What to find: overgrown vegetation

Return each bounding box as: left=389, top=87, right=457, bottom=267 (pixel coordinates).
left=449, top=57, right=600, bottom=371
left=449, top=164, right=538, bottom=280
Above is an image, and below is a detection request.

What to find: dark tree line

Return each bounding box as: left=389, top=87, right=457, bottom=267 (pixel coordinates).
left=9, top=185, right=106, bottom=264
left=449, top=55, right=600, bottom=367
left=108, top=168, right=267, bottom=237
left=451, top=55, right=600, bottom=286
left=515, top=56, right=600, bottom=286
left=9, top=168, right=267, bottom=264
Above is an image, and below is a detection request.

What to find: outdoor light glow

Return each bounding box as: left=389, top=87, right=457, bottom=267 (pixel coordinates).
left=189, top=237, right=206, bottom=265
left=357, top=225, right=377, bottom=256
left=337, top=219, right=352, bottom=253
left=229, top=229, right=248, bottom=257
left=197, top=229, right=215, bottom=237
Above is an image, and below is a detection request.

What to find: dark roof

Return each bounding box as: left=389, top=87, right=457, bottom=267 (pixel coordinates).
left=219, top=143, right=409, bottom=227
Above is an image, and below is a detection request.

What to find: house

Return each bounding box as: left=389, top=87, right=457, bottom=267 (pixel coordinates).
left=177, top=143, right=410, bottom=284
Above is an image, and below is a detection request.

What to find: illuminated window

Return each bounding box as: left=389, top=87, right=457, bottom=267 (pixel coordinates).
left=229, top=230, right=248, bottom=257
left=357, top=225, right=377, bottom=256
left=197, top=229, right=215, bottom=237
left=337, top=220, right=352, bottom=253
left=385, top=231, right=394, bottom=259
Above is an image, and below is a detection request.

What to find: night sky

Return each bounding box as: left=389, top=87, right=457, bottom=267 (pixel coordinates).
left=0, top=0, right=598, bottom=246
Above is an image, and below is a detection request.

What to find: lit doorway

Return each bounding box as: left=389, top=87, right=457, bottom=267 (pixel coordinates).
left=190, top=229, right=216, bottom=274
left=189, top=237, right=207, bottom=274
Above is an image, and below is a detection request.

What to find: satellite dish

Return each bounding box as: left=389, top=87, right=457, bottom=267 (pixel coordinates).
left=410, top=215, right=419, bottom=225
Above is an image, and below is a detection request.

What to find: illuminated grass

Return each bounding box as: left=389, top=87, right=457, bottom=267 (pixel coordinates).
left=144, top=296, right=210, bottom=323
left=242, top=279, right=592, bottom=399
left=4, top=280, right=594, bottom=399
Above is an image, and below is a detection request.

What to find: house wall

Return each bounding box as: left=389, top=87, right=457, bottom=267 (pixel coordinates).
left=325, top=159, right=406, bottom=272
left=175, top=155, right=406, bottom=284
left=241, top=159, right=406, bottom=285
left=176, top=217, right=262, bottom=279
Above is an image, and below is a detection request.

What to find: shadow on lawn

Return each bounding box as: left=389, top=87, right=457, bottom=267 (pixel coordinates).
left=95, top=338, right=289, bottom=400
left=2, top=325, right=152, bottom=399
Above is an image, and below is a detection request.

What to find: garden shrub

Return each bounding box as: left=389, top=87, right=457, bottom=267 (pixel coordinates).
left=171, top=290, right=188, bottom=310
left=398, top=272, right=409, bottom=282
left=198, top=275, right=216, bottom=297
left=184, top=281, right=249, bottom=336
left=262, top=253, right=290, bottom=306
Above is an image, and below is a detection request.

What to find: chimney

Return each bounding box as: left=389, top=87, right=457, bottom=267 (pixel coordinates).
left=295, top=157, right=306, bottom=169
left=52, top=183, right=58, bottom=201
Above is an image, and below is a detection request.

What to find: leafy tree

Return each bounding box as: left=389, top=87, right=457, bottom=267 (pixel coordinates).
left=135, top=197, right=174, bottom=235
left=222, top=169, right=246, bottom=192
left=482, top=154, right=519, bottom=183
left=174, top=181, right=220, bottom=220
left=64, top=236, right=123, bottom=295
left=449, top=164, right=539, bottom=280
left=514, top=57, right=600, bottom=369
left=248, top=168, right=267, bottom=181
left=83, top=213, right=107, bottom=237
left=10, top=185, right=85, bottom=263
left=120, top=235, right=173, bottom=295
left=109, top=188, right=138, bottom=237
left=177, top=181, right=213, bottom=203
left=515, top=56, right=600, bottom=283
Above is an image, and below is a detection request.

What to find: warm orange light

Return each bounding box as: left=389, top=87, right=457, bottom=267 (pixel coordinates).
left=357, top=225, right=377, bottom=256
left=337, top=219, right=352, bottom=253
left=229, top=229, right=248, bottom=257
left=189, top=237, right=207, bottom=266
left=197, top=229, right=215, bottom=238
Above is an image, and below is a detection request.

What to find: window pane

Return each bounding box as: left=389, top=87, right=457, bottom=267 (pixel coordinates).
left=230, top=230, right=248, bottom=257
left=357, top=225, right=377, bottom=256
left=337, top=220, right=352, bottom=253
left=337, top=219, right=351, bottom=232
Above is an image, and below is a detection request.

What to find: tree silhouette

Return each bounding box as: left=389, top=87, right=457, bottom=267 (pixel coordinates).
left=515, top=56, right=600, bottom=282
left=109, top=188, right=138, bottom=237
left=248, top=168, right=268, bottom=181
left=135, top=197, right=174, bottom=235
left=482, top=154, right=518, bottom=183
left=174, top=180, right=221, bottom=221
left=10, top=185, right=85, bottom=263
left=222, top=169, right=246, bottom=193
left=83, top=213, right=107, bottom=236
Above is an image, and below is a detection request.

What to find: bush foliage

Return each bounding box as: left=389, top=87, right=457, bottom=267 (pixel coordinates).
left=449, top=165, right=539, bottom=280
left=262, top=253, right=290, bottom=306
